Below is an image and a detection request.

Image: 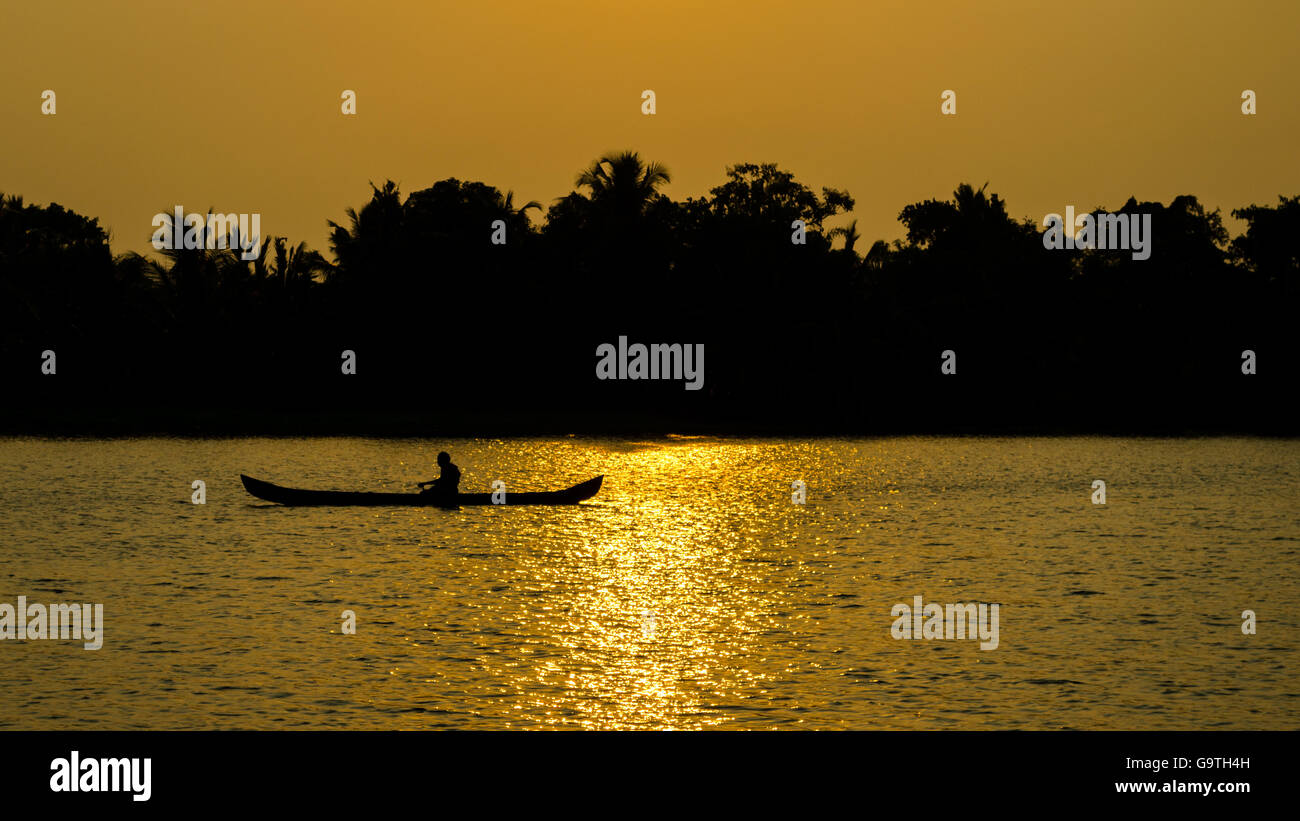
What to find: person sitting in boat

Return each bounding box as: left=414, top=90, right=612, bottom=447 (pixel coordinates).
left=418, top=452, right=461, bottom=501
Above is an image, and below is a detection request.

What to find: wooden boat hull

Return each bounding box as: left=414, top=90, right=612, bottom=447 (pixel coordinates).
left=240, top=474, right=603, bottom=507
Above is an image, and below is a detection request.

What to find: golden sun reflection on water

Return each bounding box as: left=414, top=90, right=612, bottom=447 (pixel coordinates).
left=498, top=442, right=784, bottom=729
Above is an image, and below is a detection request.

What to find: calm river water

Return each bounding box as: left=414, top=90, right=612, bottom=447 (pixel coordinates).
left=1, top=436, right=1296, bottom=729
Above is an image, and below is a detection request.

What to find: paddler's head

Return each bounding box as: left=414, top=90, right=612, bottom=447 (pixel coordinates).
left=437, top=451, right=450, bottom=466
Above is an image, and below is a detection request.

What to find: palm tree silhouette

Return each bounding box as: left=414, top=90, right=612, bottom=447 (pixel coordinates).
left=326, top=180, right=403, bottom=287
left=146, top=208, right=248, bottom=302
left=255, top=236, right=331, bottom=289
left=575, top=151, right=671, bottom=218
left=494, top=189, right=542, bottom=235
left=829, top=219, right=861, bottom=253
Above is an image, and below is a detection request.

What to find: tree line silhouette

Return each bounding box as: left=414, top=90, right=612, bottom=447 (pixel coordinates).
left=2, top=151, right=1296, bottom=434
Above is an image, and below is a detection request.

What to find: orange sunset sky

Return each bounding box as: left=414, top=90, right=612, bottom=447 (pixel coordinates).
left=3, top=0, right=1297, bottom=257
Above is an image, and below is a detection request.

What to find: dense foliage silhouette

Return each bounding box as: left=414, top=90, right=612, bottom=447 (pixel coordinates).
left=1, top=162, right=1294, bottom=434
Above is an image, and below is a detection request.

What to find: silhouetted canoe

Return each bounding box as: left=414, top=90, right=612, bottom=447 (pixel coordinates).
left=239, top=474, right=603, bottom=507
